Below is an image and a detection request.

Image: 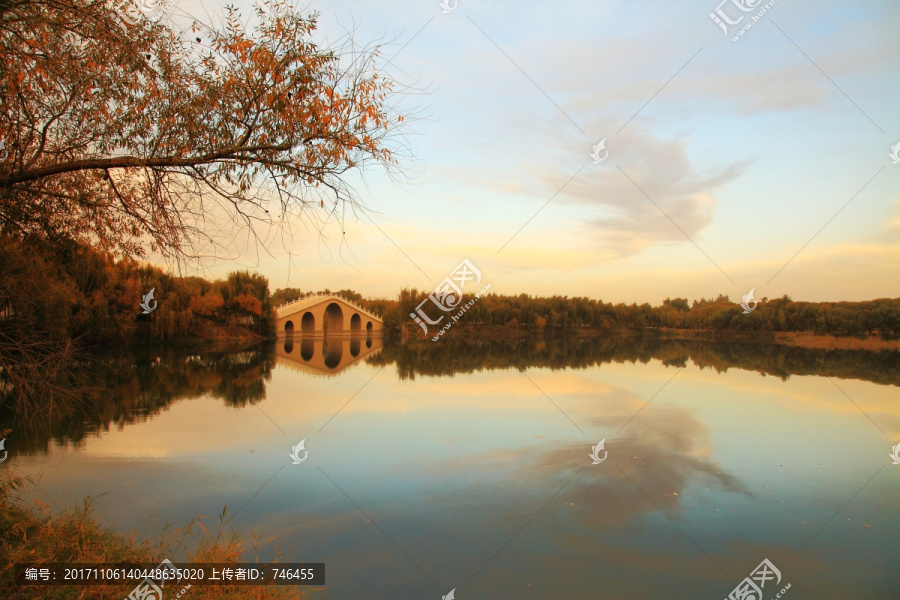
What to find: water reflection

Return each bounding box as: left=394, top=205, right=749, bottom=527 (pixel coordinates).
left=300, top=337, right=314, bottom=361
left=0, top=344, right=276, bottom=456
left=367, top=335, right=900, bottom=386
left=3, top=335, right=899, bottom=599
left=277, top=334, right=382, bottom=376
left=3, top=336, right=898, bottom=459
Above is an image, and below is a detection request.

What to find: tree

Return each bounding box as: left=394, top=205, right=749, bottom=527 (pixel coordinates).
left=190, top=290, right=225, bottom=316
left=0, top=0, right=408, bottom=260
left=221, top=271, right=272, bottom=332
left=334, top=289, right=363, bottom=302
left=271, top=287, right=305, bottom=306
left=232, top=294, right=263, bottom=324
left=663, top=297, right=690, bottom=312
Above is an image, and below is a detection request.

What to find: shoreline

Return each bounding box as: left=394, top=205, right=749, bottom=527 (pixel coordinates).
left=403, top=324, right=900, bottom=352
left=637, top=328, right=900, bottom=351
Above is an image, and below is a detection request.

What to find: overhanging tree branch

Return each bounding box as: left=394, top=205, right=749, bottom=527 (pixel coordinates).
left=0, top=0, right=416, bottom=261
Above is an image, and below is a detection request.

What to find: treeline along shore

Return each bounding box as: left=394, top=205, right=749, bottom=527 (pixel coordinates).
left=0, top=237, right=897, bottom=415
left=380, top=289, right=900, bottom=348
left=2, top=237, right=899, bottom=351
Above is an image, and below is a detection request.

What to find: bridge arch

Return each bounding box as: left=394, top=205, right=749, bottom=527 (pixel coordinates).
left=324, top=303, right=343, bottom=334
left=301, top=312, right=315, bottom=335
left=275, top=294, right=383, bottom=337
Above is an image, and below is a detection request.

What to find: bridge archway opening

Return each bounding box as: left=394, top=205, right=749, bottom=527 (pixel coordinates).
left=366, top=321, right=373, bottom=334
left=324, top=303, right=344, bottom=335
left=284, top=320, right=294, bottom=335
left=350, top=313, right=361, bottom=333
left=301, top=312, right=315, bottom=335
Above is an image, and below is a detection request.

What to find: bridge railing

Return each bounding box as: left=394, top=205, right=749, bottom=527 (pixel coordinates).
left=275, top=291, right=381, bottom=319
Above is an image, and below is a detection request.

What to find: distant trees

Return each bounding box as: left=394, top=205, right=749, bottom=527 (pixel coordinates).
left=271, top=288, right=306, bottom=307
left=376, top=288, right=900, bottom=340
left=334, top=289, right=363, bottom=302
left=0, top=237, right=273, bottom=348
left=271, top=287, right=366, bottom=306
left=664, top=298, right=690, bottom=311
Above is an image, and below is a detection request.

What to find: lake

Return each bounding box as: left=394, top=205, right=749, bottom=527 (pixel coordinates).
left=5, top=336, right=900, bottom=599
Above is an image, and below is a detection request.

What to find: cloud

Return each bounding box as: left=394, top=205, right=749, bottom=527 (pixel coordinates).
left=514, top=131, right=745, bottom=258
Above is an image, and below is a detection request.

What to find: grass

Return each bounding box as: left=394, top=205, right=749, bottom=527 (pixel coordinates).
left=1, top=473, right=308, bottom=600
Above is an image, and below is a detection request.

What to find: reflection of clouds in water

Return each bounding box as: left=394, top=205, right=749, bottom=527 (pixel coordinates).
left=540, top=406, right=749, bottom=527
left=427, top=404, right=748, bottom=530
left=391, top=406, right=756, bottom=599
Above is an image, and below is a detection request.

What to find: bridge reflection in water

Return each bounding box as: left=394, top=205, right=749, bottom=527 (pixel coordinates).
left=276, top=333, right=383, bottom=376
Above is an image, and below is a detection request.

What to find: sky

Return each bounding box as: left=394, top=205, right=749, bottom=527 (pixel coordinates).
left=158, top=0, right=900, bottom=304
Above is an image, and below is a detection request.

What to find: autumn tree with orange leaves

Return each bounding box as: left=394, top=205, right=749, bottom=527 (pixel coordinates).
left=0, top=0, right=407, bottom=259
left=0, top=0, right=408, bottom=409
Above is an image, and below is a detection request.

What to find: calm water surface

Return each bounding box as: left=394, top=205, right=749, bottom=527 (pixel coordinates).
left=5, top=337, right=900, bottom=599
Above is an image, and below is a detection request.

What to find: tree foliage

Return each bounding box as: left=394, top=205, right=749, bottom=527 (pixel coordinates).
left=0, top=0, right=405, bottom=259
left=0, top=235, right=273, bottom=366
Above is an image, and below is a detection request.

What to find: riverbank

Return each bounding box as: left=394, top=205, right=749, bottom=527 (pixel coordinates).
left=187, top=319, right=269, bottom=345
left=0, top=474, right=304, bottom=600
left=403, top=323, right=900, bottom=351
left=127, top=318, right=268, bottom=353
left=640, top=328, right=900, bottom=351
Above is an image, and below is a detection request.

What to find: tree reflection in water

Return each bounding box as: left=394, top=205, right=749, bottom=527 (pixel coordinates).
left=2, top=335, right=897, bottom=460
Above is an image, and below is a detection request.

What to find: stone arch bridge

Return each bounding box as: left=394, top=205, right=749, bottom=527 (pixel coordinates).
left=275, top=293, right=383, bottom=337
